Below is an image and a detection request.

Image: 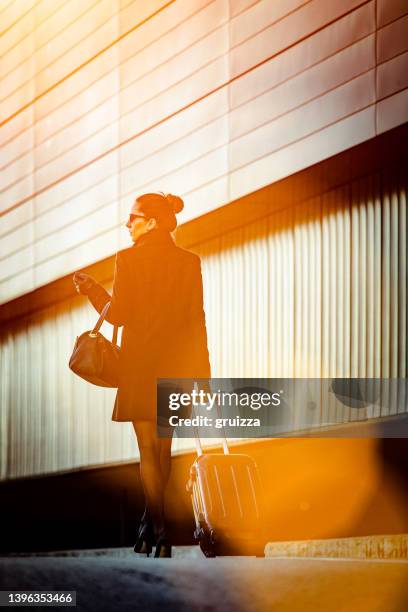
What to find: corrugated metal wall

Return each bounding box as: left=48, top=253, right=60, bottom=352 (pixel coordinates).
left=1, top=0, right=408, bottom=304
left=1, top=157, right=406, bottom=480
left=198, top=162, right=407, bottom=383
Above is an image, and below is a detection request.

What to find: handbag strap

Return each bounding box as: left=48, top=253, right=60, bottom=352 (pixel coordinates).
left=112, top=324, right=118, bottom=346
left=90, top=302, right=119, bottom=346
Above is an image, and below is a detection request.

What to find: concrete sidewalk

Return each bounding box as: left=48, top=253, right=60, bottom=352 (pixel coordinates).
left=1, top=548, right=407, bottom=612
left=265, top=534, right=408, bottom=560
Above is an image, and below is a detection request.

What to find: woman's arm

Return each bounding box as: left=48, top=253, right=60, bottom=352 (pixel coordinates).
left=74, top=252, right=128, bottom=326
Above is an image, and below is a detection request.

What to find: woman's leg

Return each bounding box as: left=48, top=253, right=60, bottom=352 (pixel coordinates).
left=132, top=421, right=172, bottom=535
left=158, top=437, right=173, bottom=491
left=138, top=440, right=173, bottom=529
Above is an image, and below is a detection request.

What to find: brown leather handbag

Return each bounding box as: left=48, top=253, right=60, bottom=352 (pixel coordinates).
left=69, top=302, right=120, bottom=387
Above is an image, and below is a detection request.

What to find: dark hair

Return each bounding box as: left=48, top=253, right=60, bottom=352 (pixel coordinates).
left=136, top=192, right=184, bottom=231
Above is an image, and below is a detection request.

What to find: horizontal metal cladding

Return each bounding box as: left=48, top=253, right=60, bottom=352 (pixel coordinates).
left=0, top=159, right=406, bottom=479
left=1, top=0, right=408, bottom=304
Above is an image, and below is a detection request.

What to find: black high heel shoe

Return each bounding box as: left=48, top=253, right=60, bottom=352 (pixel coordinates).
left=154, top=532, right=172, bottom=558
left=134, top=520, right=154, bottom=556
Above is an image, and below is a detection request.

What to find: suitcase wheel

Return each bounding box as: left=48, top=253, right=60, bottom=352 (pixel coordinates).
left=199, top=531, right=216, bottom=558
left=196, top=521, right=216, bottom=558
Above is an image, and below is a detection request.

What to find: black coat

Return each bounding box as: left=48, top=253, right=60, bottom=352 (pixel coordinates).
left=87, top=229, right=211, bottom=422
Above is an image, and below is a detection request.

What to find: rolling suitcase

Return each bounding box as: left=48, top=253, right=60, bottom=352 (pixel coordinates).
left=186, top=433, right=265, bottom=557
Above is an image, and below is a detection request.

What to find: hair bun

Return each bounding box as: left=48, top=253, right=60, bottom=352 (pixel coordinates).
left=166, top=193, right=184, bottom=214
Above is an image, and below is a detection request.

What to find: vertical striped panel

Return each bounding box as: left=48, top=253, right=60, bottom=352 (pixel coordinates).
left=268, top=206, right=295, bottom=378
left=398, top=166, right=407, bottom=417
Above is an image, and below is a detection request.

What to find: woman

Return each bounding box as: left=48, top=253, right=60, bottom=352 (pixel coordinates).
left=73, top=192, right=211, bottom=557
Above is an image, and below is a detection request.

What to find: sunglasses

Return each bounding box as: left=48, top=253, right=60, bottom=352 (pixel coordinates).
left=128, top=213, right=147, bottom=224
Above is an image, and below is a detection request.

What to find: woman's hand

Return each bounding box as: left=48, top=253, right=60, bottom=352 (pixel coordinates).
left=73, top=271, right=96, bottom=295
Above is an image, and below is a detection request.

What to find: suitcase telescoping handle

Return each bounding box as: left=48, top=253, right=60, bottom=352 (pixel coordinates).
left=193, top=382, right=229, bottom=456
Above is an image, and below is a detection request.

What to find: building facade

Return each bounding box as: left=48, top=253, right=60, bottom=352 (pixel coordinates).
left=1, top=0, right=407, bottom=480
